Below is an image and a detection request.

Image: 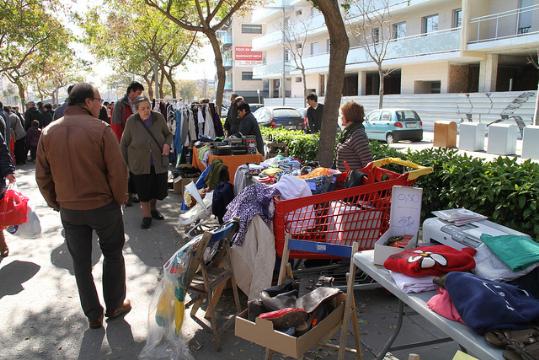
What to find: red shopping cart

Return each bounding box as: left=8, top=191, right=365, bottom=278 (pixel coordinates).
left=273, top=158, right=432, bottom=259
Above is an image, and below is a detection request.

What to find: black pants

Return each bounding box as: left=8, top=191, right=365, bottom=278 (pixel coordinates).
left=60, top=202, right=126, bottom=321
left=14, top=138, right=26, bottom=165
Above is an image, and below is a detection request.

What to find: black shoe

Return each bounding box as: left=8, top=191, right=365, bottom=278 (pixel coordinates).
left=125, top=198, right=133, bottom=207
left=151, top=210, right=164, bottom=220
left=141, top=217, right=152, bottom=229
left=132, top=194, right=140, bottom=203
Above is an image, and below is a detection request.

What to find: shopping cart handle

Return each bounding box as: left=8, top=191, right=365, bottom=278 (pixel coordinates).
left=368, top=157, right=433, bottom=181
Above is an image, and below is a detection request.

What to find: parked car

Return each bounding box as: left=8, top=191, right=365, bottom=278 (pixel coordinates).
left=364, top=108, right=423, bottom=143
left=253, top=106, right=304, bottom=130
left=249, top=103, right=264, bottom=113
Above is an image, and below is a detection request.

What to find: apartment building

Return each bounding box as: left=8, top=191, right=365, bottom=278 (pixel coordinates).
left=251, top=0, right=539, bottom=99
left=217, top=14, right=268, bottom=105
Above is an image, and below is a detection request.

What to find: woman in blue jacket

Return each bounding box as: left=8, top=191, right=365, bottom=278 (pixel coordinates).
left=0, top=132, right=16, bottom=257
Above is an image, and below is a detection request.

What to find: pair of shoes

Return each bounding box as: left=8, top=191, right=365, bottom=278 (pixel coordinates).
left=125, top=197, right=133, bottom=207
left=89, top=313, right=104, bottom=329
left=105, top=300, right=132, bottom=320
left=151, top=210, right=164, bottom=220
left=141, top=217, right=152, bottom=229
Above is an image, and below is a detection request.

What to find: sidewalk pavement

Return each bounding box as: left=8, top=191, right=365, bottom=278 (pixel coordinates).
left=1, top=164, right=460, bottom=360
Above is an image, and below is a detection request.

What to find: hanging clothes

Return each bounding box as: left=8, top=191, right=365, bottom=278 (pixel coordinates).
left=197, top=107, right=204, bottom=138
left=203, top=104, right=216, bottom=138
left=210, top=103, right=224, bottom=137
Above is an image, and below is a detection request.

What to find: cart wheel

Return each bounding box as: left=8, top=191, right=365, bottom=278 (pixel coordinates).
left=386, top=133, right=394, bottom=144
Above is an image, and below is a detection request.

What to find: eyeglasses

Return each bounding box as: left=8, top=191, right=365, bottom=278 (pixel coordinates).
left=92, top=98, right=104, bottom=104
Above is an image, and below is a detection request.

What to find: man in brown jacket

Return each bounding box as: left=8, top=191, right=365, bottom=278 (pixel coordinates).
left=36, top=83, right=131, bottom=329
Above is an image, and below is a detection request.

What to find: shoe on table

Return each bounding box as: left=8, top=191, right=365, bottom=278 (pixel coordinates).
left=151, top=210, right=164, bottom=220
left=141, top=217, right=152, bottom=229
left=106, top=300, right=132, bottom=320
left=89, top=313, right=104, bottom=329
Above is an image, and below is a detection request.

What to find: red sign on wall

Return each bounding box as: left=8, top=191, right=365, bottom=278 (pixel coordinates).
left=234, top=46, right=263, bottom=61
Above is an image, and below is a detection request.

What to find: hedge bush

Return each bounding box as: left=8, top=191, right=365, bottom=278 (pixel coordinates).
left=262, top=128, right=539, bottom=239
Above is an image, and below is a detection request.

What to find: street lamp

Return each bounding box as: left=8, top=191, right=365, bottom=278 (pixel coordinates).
left=257, top=89, right=261, bottom=104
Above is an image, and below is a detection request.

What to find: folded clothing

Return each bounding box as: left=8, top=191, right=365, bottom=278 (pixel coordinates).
left=474, top=243, right=539, bottom=281
left=445, top=272, right=539, bottom=334
left=384, top=245, right=476, bottom=277
left=480, top=234, right=539, bottom=272
left=427, top=288, right=463, bottom=323
left=390, top=271, right=437, bottom=293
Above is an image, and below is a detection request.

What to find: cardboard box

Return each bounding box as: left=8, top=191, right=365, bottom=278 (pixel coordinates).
left=173, top=176, right=195, bottom=196
left=235, top=302, right=344, bottom=359
left=374, top=186, right=423, bottom=265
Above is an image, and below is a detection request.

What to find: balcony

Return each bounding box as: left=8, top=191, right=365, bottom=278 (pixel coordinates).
left=252, top=62, right=294, bottom=78
left=251, top=0, right=294, bottom=23
left=468, top=4, right=539, bottom=44
left=218, top=30, right=232, bottom=46
left=300, top=28, right=461, bottom=71
left=224, top=79, right=233, bottom=91
left=223, top=56, right=233, bottom=68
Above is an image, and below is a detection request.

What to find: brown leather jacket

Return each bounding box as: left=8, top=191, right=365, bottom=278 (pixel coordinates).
left=36, top=106, right=128, bottom=210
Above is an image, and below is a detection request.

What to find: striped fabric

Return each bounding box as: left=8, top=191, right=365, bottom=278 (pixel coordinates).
left=335, top=126, right=373, bottom=171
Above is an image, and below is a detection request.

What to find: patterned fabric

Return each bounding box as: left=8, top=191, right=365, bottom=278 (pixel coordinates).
left=224, top=183, right=279, bottom=246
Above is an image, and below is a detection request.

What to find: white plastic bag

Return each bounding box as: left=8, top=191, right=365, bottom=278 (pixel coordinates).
left=6, top=203, right=41, bottom=238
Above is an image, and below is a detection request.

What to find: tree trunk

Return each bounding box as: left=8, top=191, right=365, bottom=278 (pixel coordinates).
left=207, top=29, right=225, bottom=116
left=164, top=70, right=177, bottom=99
left=143, top=75, right=154, bottom=99
left=314, top=0, right=349, bottom=167
left=16, top=81, right=26, bottom=110
left=534, top=81, right=539, bottom=126
left=378, top=67, right=384, bottom=109
left=301, top=67, right=308, bottom=106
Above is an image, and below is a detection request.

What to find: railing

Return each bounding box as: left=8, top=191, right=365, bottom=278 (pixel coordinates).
left=300, top=27, right=460, bottom=70
left=223, top=57, right=233, bottom=67
left=217, top=30, right=232, bottom=45
left=224, top=80, right=233, bottom=90
left=252, top=62, right=294, bottom=78
left=252, top=29, right=283, bottom=50
left=469, top=4, right=539, bottom=43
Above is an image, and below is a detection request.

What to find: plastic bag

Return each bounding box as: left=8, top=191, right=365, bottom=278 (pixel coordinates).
left=139, top=236, right=205, bottom=360
left=6, top=204, right=41, bottom=238
left=0, top=186, right=29, bottom=226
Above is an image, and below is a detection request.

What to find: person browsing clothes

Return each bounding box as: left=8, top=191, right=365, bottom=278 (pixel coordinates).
left=237, top=101, right=264, bottom=155
left=335, top=101, right=373, bottom=172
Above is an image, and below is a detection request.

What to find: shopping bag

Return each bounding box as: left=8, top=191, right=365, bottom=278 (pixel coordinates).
left=0, top=186, right=29, bottom=226
left=6, top=204, right=41, bottom=238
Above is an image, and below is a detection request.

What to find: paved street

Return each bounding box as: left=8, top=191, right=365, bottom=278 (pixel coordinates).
left=1, top=163, right=459, bottom=360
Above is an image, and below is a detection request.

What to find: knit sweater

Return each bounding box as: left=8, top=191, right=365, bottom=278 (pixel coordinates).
left=335, top=124, right=372, bottom=171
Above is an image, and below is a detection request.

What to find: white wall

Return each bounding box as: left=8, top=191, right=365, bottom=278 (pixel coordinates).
left=401, top=62, right=450, bottom=94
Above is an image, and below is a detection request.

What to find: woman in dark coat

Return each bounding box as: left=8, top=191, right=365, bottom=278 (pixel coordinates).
left=0, top=133, right=16, bottom=256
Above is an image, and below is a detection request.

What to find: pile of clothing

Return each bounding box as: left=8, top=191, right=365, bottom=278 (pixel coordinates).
left=384, top=236, right=539, bottom=360
left=247, top=279, right=343, bottom=336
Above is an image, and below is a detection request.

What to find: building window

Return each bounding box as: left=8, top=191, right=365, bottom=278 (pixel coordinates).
left=453, top=9, right=462, bottom=28
left=242, top=71, right=254, bottom=80
left=371, top=27, right=380, bottom=43
left=392, top=22, right=406, bottom=39
left=310, top=42, right=320, bottom=56
left=295, top=9, right=302, bottom=16
left=422, top=14, right=439, bottom=34
left=284, top=49, right=290, bottom=62
left=296, top=43, right=302, bottom=49
left=295, top=77, right=302, bottom=82
left=241, top=24, right=262, bottom=34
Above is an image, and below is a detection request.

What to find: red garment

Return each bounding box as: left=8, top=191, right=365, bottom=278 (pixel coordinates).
left=111, top=96, right=133, bottom=142
left=383, top=245, right=476, bottom=277
left=427, top=288, right=464, bottom=323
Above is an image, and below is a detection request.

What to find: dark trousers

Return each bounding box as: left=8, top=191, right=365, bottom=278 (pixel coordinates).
left=60, top=202, right=126, bottom=321
left=14, top=138, right=26, bottom=165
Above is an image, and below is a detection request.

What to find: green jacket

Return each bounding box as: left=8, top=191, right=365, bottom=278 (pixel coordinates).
left=120, top=111, right=172, bottom=175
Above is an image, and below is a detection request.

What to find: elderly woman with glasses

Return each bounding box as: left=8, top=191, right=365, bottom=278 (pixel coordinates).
left=120, top=96, right=172, bottom=229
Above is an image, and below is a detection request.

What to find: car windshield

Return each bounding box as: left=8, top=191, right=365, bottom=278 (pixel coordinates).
left=396, top=110, right=419, bottom=121
left=273, top=108, right=300, bottom=118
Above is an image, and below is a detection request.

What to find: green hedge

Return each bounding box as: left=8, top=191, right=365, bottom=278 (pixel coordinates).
left=262, top=128, right=539, bottom=239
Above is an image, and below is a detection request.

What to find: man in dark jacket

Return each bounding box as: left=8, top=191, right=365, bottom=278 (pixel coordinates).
left=24, top=101, right=41, bottom=130
left=306, top=93, right=324, bottom=133
left=53, top=85, right=74, bottom=121
left=223, top=93, right=238, bottom=136
left=237, top=102, right=264, bottom=155
left=36, top=83, right=130, bottom=330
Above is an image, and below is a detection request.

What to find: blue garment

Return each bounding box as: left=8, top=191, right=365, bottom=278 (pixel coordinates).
left=445, top=272, right=539, bottom=334
left=224, top=183, right=279, bottom=246
left=174, top=110, right=183, bottom=167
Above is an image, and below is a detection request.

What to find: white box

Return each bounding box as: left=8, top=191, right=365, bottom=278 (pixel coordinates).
left=522, top=125, right=539, bottom=160
left=374, top=186, right=423, bottom=265
left=487, top=123, right=518, bottom=155
left=458, top=123, right=486, bottom=152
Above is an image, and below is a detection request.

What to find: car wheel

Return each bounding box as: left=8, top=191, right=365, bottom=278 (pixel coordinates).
left=412, top=137, right=423, bottom=143
left=386, top=133, right=394, bottom=144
